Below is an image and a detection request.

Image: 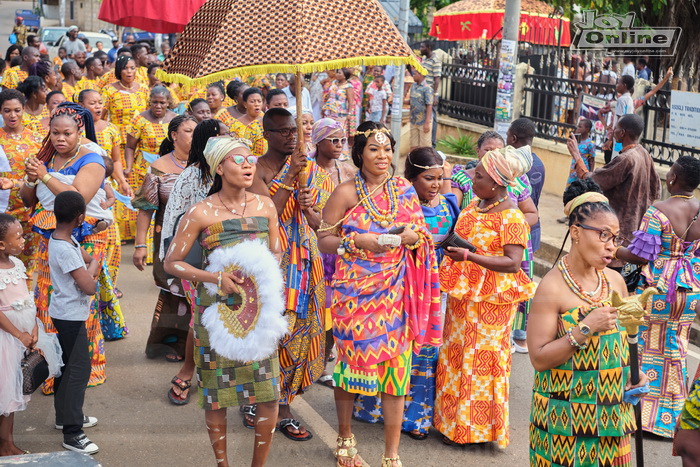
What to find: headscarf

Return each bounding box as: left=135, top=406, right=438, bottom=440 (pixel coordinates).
left=203, top=136, right=252, bottom=177
left=564, top=192, right=609, bottom=217
left=481, top=145, right=533, bottom=187
left=311, top=117, right=344, bottom=146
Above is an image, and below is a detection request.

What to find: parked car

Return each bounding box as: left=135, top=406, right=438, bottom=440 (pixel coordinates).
left=121, top=28, right=155, bottom=45
left=47, top=31, right=114, bottom=59
left=39, top=26, right=68, bottom=47
left=15, top=9, right=40, bottom=32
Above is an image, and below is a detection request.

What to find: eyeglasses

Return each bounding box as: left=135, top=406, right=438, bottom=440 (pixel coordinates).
left=267, top=128, right=297, bottom=138
left=575, top=223, right=624, bottom=246
left=225, top=154, right=258, bottom=165
left=325, top=137, right=347, bottom=146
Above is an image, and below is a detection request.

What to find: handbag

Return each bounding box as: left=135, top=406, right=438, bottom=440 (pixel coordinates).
left=440, top=230, right=477, bottom=252
left=9, top=33, right=16, bottom=45
left=21, top=349, right=49, bottom=395
left=163, top=212, right=203, bottom=271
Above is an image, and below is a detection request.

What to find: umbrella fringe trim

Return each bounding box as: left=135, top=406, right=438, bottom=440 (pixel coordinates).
left=157, top=56, right=427, bottom=87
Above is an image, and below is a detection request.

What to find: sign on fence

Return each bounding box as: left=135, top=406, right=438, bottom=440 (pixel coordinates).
left=670, top=91, right=700, bottom=148
left=578, top=94, right=608, bottom=147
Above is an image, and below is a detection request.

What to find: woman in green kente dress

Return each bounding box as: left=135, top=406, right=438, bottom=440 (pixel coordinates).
left=164, top=136, right=283, bottom=467
left=527, top=179, right=648, bottom=467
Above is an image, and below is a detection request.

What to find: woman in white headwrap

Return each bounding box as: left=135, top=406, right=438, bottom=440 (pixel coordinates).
left=164, top=136, right=285, bottom=467
left=434, top=145, right=536, bottom=448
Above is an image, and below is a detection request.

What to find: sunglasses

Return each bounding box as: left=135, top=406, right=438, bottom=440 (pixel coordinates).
left=325, top=137, right=347, bottom=146
left=575, top=223, right=624, bottom=246
left=225, top=154, right=258, bottom=165
left=267, top=127, right=297, bottom=138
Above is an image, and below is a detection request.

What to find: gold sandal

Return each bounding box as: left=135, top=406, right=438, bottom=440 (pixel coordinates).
left=335, top=434, right=364, bottom=467
left=381, top=455, right=402, bottom=467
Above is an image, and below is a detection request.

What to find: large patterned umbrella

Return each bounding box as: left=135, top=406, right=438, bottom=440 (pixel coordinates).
left=159, top=0, right=424, bottom=185
left=430, top=0, right=571, bottom=46
left=157, top=0, right=425, bottom=86
left=98, top=0, right=208, bottom=34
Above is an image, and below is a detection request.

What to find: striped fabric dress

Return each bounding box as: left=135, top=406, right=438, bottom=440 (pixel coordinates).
left=530, top=302, right=636, bottom=466
left=331, top=177, right=442, bottom=397
left=267, top=158, right=332, bottom=404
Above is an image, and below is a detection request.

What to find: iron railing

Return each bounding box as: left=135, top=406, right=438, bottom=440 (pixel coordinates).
left=438, top=61, right=498, bottom=127
left=521, top=73, right=616, bottom=142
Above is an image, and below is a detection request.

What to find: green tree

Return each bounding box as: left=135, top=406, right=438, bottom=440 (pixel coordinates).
left=555, top=0, right=698, bottom=73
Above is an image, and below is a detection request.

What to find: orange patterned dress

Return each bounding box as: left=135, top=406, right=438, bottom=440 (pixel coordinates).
left=96, top=123, right=123, bottom=283
left=2, top=67, right=28, bottom=89
left=0, top=127, right=43, bottom=275
left=214, top=108, right=246, bottom=137
left=240, top=119, right=267, bottom=157
left=434, top=199, right=535, bottom=448
left=22, top=107, right=50, bottom=135
left=101, top=83, right=149, bottom=239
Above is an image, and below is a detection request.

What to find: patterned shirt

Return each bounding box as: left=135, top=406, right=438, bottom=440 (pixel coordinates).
left=566, top=137, right=596, bottom=186
left=2, top=67, right=28, bottom=90
left=409, top=81, right=434, bottom=125
left=422, top=54, right=442, bottom=90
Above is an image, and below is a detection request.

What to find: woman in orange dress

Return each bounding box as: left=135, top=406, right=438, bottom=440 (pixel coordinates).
left=101, top=55, right=149, bottom=241
left=225, top=81, right=249, bottom=121
left=434, top=145, right=536, bottom=449
left=0, top=89, right=44, bottom=276
left=120, top=85, right=176, bottom=244
left=17, top=76, right=48, bottom=135
left=234, top=87, right=267, bottom=157
left=206, top=81, right=245, bottom=136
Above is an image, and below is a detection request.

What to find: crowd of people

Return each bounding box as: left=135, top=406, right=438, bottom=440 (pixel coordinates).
left=0, top=26, right=698, bottom=467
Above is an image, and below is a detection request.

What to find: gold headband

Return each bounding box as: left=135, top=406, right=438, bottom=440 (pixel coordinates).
left=407, top=154, right=444, bottom=170
left=351, top=127, right=392, bottom=139
left=564, top=192, right=609, bottom=217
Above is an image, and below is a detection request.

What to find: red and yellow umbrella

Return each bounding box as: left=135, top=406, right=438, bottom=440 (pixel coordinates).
left=430, top=0, right=571, bottom=46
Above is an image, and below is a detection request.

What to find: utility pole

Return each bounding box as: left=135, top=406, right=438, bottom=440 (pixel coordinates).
left=493, top=0, right=521, bottom=138
left=390, top=0, right=409, bottom=167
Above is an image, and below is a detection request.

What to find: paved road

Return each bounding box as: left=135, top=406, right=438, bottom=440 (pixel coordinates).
left=11, top=244, right=690, bottom=466
left=0, top=0, right=691, bottom=465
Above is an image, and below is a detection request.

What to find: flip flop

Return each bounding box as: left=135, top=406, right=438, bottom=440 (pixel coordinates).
left=165, top=353, right=184, bottom=362
left=168, top=376, right=191, bottom=406
left=277, top=418, right=313, bottom=441
left=316, top=374, right=335, bottom=389
left=404, top=430, right=428, bottom=440
left=240, top=404, right=256, bottom=429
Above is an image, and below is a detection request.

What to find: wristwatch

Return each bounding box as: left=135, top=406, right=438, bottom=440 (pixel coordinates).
left=578, top=322, right=592, bottom=337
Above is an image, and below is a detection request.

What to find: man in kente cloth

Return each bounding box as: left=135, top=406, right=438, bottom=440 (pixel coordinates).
left=248, top=107, right=331, bottom=441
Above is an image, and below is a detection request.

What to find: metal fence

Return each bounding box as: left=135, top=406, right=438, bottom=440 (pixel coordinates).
left=520, top=74, right=700, bottom=165
left=521, top=73, right=615, bottom=141
left=438, top=61, right=498, bottom=127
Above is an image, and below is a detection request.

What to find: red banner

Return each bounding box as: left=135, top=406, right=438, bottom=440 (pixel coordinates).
left=430, top=12, right=571, bottom=46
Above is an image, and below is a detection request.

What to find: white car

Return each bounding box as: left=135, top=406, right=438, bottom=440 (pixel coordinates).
left=47, top=31, right=114, bottom=60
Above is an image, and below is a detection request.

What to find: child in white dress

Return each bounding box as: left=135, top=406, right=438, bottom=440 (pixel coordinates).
left=0, top=213, right=62, bottom=456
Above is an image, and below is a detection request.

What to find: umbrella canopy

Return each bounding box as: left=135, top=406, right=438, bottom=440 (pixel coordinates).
left=157, top=0, right=425, bottom=86
left=98, top=0, right=208, bottom=34
left=430, top=0, right=571, bottom=46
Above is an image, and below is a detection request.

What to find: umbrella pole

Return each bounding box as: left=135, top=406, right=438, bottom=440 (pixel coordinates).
left=628, top=332, right=644, bottom=467
left=296, top=72, right=308, bottom=187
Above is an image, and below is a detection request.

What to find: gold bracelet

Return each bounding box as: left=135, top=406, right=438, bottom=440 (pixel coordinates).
left=277, top=182, right=294, bottom=191
left=41, top=173, right=52, bottom=184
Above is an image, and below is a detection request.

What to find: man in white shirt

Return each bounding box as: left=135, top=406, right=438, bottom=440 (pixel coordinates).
left=621, top=57, right=636, bottom=77
left=63, top=26, right=86, bottom=60
left=601, top=74, right=635, bottom=161
left=282, top=74, right=312, bottom=116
